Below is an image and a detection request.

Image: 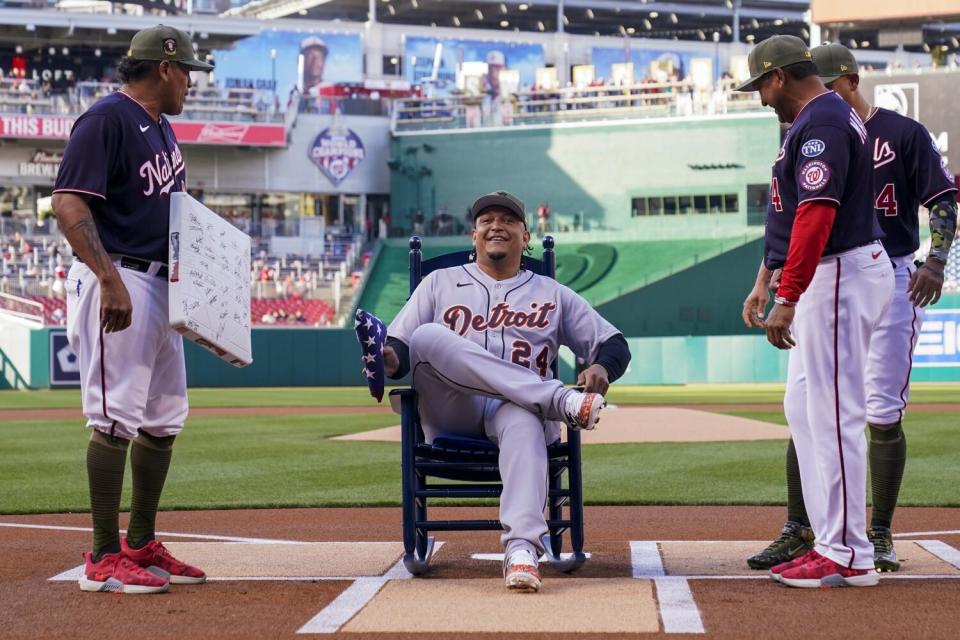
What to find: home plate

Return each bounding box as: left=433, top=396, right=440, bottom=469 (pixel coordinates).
left=341, top=578, right=659, bottom=633
left=658, top=541, right=960, bottom=576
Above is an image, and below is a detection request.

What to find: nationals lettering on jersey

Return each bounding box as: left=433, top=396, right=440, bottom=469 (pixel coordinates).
left=54, top=91, right=186, bottom=262
left=864, top=108, right=958, bottom=258
left=389, top=262, right=618, bottom=380
left=763, top=91, right=882, bottom=270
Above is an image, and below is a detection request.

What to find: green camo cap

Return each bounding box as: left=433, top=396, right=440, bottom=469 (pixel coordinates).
left=736, top=35, right=812, bottom=91
left=128, top=24, right=214, bottom=71
left=811, top=43, right=859, bottom=84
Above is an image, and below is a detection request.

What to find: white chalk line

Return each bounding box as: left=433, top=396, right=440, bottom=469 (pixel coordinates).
left=630, top=541, right=704, bottom=634
left=894, top=529, right=960, bottom=538
left=914, top=540, right=960, bottom=570
left=0, top=521, right=303, bottom=544
left=470, top=551, right=592, bottom=562
left=296, top=542, right=444, bottom=634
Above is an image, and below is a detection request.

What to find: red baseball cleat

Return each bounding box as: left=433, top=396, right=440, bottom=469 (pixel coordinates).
left=779, top=555, right=879, bottom=589
left=122, top=537, right=207, bottom=584
left=769, top=549, right=821, bottom=583
left=79, top=551, right=170, bottom=594
left=504, top=549, right=541, bottom=592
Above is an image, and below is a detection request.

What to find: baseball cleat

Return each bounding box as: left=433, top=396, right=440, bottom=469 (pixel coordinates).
left=747, top=521, right=815, bottom=570
left=778, top=555, right=879, bottom=589
left=769, top=549, right=820, bottom=583
left=122, top=537, right=207, bottom=584
left=78, top=551, right=170, bottom=594
left=562, top=391, right=606, bottom=431
left=504, top=549, right=541, bottom=592
left=868, top=526, right=900, bottom=573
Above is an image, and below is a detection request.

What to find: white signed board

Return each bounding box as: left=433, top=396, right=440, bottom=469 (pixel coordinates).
left=169, top=193, right=252, bottom=367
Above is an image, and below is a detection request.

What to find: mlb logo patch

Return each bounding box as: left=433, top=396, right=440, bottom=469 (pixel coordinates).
left=163, top=38, right=177, bottom=56
left=800, top=160, right=830, bottom=191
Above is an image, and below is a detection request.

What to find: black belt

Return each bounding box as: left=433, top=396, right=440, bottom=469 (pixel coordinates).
left=75, top=255, right=168, bottom=279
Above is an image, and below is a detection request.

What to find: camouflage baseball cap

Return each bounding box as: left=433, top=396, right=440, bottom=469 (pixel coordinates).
left=736, top=35, right=813, bottom=91
left=470, top=191, right=526, bottom=225
left=811, top=43, right=859, bottom=85
left=128, top=24, right=214, bottom=71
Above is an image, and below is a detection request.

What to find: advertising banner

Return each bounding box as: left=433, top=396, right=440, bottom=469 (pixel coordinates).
left=49, top=330, right=81, bottom=386
left=404, top=36, right=544, bottom=96
left=591, top=47, right=698, bottom=84
left=859, top=72, right=960, bottom=173
left=914, top=309, right=960, bottom=368
left=213, top=30, right=363, bottom=102
left=0, top=114, right=285, bottom=147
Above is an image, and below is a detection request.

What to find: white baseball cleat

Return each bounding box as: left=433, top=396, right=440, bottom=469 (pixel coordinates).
left=503, top=549, right=541, bottom=592
left=562, top=391, right=606, bottom=430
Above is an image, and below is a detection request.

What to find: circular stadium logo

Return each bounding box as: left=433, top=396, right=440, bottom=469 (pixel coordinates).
left=800, top=160, right=830, bottom=191
left=801, top=139, right=825, bottom=158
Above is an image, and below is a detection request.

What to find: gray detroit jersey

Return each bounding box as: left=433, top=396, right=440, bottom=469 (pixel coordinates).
left=388, top=262, right=620, bottom=375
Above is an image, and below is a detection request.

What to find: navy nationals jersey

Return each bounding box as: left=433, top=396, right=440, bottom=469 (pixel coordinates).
left=764, top=91, right=882, bottom=269
left=54, top=91, right=186, bottom=262
left=865, top=108, right=958, bottom=258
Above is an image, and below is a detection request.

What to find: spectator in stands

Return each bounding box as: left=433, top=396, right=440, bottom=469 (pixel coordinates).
left=52, top=306, right=65, bottom=325
left=413, top=209, right=425, bottom=235
left=537, top=201, right=551, bottom=234
left=486, top=50, right=506, bottom=99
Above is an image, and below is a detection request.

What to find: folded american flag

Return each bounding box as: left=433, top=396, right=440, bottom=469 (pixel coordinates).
left=354, top=308, right=386, bottom=402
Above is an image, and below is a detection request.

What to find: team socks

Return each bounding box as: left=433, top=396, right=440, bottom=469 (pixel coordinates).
left=86, top=431, right=129, bottom=561
left=784, top=439, right=810, bottom=527
left=126, top=431, right=176, bottom=549
left=868, top=422, right=906, bottom=530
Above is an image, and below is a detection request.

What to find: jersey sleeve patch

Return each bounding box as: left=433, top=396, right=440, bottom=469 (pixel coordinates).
left=801, top=139, right=826, bottom=158
left=799, top=159, right=831, bottom=192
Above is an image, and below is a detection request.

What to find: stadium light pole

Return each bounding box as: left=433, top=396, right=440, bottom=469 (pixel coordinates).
left=732, top=0, right=740, bottom=43
left=270, top=48, right=277, bottom=102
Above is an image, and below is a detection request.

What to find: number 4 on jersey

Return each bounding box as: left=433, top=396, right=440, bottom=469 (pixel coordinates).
left=875, top=183, right=897, bottom=217
left=770, top=178, right=783, bottom=212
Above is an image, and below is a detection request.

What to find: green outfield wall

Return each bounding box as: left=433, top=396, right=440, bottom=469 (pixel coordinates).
left=390, top=113, right=780, bottom=234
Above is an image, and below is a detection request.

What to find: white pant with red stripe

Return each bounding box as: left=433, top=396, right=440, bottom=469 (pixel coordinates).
left=865, top=255, right=925, bottom=426
left=784, top=244, right=894, bottom=570
left=66, top=260, right=188, bottom=440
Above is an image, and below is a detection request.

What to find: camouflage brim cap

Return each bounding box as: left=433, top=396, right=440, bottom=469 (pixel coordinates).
left=811, top=43, right=859, bottom=85
left=736, top=35, right=813, bottom=91
left=128, top=24, right=214, bottom=71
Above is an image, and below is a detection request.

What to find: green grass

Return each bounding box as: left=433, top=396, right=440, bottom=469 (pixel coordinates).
left=1, top=406, right=957, bottom=514
left=5, top=383, right=960, bottom=410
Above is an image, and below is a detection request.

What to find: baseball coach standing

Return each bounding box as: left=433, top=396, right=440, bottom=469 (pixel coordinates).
left=52, top=25, right=213, bottom=595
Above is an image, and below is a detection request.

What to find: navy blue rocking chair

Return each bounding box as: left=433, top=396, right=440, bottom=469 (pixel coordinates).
left=390, top=235, right=587, bottom=576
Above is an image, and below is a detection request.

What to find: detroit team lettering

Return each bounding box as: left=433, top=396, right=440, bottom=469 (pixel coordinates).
left=139, top=144, right=185, bottom=197
left=442, top=301, right=557, bottom=335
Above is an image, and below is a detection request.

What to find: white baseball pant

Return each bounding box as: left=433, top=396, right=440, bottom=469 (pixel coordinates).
left=784, top=243, right=894, bottom=570
left=66, top=260, right=189, bottom=440
left=865, top=255, right=925, bottom=426
left=404, top=322, right=573, bottom=556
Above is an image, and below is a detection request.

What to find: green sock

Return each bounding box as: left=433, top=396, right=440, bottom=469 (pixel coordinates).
left=126, top=431, right=176, bottom=549
left=86, top=431, right=130, bottom=561
left=785, top=438, right=809, bottom=527
left=869, top=422, right=906, bottom=530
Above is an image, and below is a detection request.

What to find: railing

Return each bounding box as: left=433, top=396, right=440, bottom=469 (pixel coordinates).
left=392, top=81, right=764, bottom=132
left=0, top=291, right=44, bottom=326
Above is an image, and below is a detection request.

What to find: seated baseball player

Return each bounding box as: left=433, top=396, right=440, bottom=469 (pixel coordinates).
left=383, top=191, right=631, bottom=592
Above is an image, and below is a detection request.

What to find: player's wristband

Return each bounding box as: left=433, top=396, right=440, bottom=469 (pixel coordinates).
left=773, top=296, right=797, bottom=307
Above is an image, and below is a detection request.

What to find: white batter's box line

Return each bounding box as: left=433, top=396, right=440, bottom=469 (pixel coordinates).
left=914, top=540, right=960, bottom=570
left=894, top=529, right=960, bottom=538
left=629, top=540, right=704, bottom=634
left=297, top=541, right=446, bottom=634
left=470, top=551, right=593, bottom=562
left=1, top=521, right=305, bottom=544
